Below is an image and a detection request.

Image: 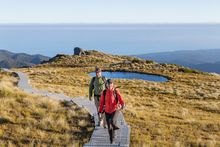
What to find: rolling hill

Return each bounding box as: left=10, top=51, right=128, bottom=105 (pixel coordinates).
left=134, top=49, right=220, bottom=73
left=0, top=50, right=50, bottom=68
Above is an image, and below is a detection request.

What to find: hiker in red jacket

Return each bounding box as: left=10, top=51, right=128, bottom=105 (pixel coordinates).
left=98, top=79, right=125, bottom=144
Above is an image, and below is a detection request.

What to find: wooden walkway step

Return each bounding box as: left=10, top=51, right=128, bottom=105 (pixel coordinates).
left=9, top=70, right=130, bottom=147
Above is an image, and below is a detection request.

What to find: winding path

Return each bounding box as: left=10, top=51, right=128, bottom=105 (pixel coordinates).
left=10, top=70, right=130, bottom=147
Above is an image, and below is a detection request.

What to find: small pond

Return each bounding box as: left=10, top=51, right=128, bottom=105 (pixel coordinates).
left=89, top=71, right=168, bottom=82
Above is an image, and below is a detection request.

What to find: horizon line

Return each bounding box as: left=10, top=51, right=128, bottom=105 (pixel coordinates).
left=1, top=22, right=220, bottom=26
left=1, top=48, right=220, bottom=57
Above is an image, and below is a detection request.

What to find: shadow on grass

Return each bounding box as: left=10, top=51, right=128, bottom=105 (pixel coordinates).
left=0, top=117, right=13, bottom=125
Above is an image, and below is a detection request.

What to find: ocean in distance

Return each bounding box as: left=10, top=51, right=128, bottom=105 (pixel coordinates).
left=0, top=24, right=220, bottom=57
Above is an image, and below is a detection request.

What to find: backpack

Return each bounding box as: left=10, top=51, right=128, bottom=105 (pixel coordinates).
left=91, top=76, right=107, bottom=90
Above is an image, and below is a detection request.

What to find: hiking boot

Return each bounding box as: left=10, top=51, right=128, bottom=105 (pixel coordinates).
left=111, top=139, right=115, bottom=144
left=112, top=130, right=116, bottom=139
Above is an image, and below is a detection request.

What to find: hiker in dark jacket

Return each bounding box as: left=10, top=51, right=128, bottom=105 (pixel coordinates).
left=89, top=67, right=106, bottom=127
left=98, top=79, right=125, bottom=144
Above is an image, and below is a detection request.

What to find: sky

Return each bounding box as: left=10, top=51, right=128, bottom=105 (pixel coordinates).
left=0, top=0, right=220, bottom=24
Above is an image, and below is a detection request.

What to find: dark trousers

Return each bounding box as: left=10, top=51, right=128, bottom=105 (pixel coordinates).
left=105, top=111, right=116, bottom=143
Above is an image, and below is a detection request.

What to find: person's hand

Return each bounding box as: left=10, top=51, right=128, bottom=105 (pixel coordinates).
left=121, top=104, right=125, bottom=110
left=98, top=112, right=102, bottom=118
left=116, top=104, right=122, bottom=110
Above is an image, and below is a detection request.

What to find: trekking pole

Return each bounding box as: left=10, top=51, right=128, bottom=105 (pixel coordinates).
left=119, top=111, right=122, bottom=146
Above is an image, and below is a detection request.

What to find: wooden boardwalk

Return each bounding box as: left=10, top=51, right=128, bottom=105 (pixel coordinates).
left=12, top=71, right=130, bottom=147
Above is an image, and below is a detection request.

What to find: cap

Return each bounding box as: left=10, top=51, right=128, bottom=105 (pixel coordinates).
left=107, top=79, right=113, bottom=84
left=95, top=67, right=101, bottom=73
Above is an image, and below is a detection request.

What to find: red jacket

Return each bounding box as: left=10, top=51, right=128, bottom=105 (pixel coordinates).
left=99, top=88, right=124, bottom=114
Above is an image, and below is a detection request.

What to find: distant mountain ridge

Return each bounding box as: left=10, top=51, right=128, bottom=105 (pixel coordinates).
left=0, top=50, right=50, bottom=68
left=134, top=49, right=220, bottom=73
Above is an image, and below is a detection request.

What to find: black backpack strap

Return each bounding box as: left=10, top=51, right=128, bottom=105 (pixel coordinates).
left=114, top=88, right=125, bottom=109
left=114, top=88, right=119, bottom=103
left=102, top=89, right=107, bottom=113
left=103, top=89, right=107, bottom=104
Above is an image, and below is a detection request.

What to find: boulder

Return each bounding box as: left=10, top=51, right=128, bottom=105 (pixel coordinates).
left=74, top=47, right=86, bottom=56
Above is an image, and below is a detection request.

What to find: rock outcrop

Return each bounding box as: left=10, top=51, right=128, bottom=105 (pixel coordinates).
left=74, top=47, right=86, bottom=56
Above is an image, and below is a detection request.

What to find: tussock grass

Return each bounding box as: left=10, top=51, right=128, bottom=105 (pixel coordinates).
left=14, top=51, right=220, bottom=146
left=0, top=71, right=93, bottom=146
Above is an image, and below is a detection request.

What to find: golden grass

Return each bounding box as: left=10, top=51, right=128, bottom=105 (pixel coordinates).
left=14, top=52, right=220, bottom=146
left=0, top=71, right=93, bottom=146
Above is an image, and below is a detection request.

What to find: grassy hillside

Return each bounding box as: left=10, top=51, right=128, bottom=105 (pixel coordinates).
left=0, top=71, right=93, bottom=146
left=16, top=50, right=220, bottom=146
